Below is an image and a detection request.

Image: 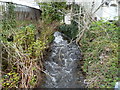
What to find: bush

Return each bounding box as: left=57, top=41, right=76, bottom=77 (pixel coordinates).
left=1, top=20, right=59, bottom=88
left=2, top=2, right=16, bottom=33
left=1, top=24, right=44, bottom=88
left=2, top=71, right=20, bottom=88
left=39, top=2, right=66, bottom=23
left=58, top=21, right=78, bottom=39
left=81, top=20, right=119, bottom=88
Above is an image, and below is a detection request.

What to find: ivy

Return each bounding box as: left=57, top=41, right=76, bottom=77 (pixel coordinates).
left=39, top=2, right=66, bottom=23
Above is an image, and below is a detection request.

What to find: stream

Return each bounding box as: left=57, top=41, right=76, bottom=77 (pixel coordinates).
left=43, top=31, right=85, bottom=88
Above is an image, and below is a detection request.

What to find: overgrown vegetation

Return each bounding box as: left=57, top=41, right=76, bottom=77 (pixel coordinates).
left=58, top=4, right=79, bottom=39
left=39, top=2, right=66, bottom=23
left=0, top=2, right=60, bottom=88
left=59, top=2, right=119, bottom=88
left=1, top=21, right=58, bottom=88
left=2, top=2, right=16, bottom=32
left=80, top=20, right=119, bottom=88
left=0, top=1, right=119, bottom=89
left=58, top=20, right=78, bottom=39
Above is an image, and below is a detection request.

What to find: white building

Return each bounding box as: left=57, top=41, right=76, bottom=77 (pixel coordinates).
left=64, top=0, right=119, bottom=24
left=95, top=0, right=119, bottom=21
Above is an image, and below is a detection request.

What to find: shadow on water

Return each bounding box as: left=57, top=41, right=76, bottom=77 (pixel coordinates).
left=41, top=31, right=86, bottom=88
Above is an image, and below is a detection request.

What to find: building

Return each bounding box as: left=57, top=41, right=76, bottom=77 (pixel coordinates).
left=94, top=0, right=119, bottom=21
left=0, top=0, right=41, bottom=20
left=64, top=0, right=119, bottom=24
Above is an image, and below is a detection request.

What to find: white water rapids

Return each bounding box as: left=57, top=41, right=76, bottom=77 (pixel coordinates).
left=43, top=32, right=85, bottom=88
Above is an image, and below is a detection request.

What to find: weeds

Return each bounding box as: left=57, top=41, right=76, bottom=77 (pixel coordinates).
left=2, top=2, right=16, bottom=33
left=1, top=20, right=60, bottom=88
left=1, top=24, right=44, bottom=88
left=58, top=21, right=78, bottom=39
left=81, top=20, right=119, bottom=88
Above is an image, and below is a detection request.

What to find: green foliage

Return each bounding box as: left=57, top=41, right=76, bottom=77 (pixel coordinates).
left=58, top=3, right=79, bottom=39
left=39, top=2, right=66, bottom=23
left=48, top=34, right=55, bottom=43
left=28, top=40, right=46, bottom=57
left=37, top=21, right=59, bottom=43
left=1, top=20, right=58, bottom=88
left=1, top=23, right=48, bottom=88
left=2, top=71, right=20, bottom=88
left=14, top=25, right=35, bottom=48
left=14, top=24, right=47, bottom=57
left=58, top=21, right=78, bottom=39
left=81, top=20, right=118, bottom=88
left=2, top=2, right=16, bottom=34
left=29, top=75, right=37, bottom=86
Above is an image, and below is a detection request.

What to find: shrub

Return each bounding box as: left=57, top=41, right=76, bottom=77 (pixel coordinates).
left=2, top=71, right=20, bottom=88
left=58, top=21, right=78, bottom=39
left=2, top=2, right=16, bottom=33
left=1, top=20, right=59, bottom=88
left=39, top=2, right=66, bottom=23
left=81, top=20, right=119, bottom=88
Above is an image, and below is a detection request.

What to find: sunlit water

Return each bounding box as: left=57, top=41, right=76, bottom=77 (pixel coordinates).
left=43, top=31, right=85, bottom=88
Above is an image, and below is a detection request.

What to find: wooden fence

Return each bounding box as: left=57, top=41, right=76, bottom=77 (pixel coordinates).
left=0, top=1, right=41, bottom=21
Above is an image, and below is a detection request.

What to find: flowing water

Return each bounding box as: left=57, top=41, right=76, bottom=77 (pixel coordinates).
left=43, top=32, right=85, bottom=88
